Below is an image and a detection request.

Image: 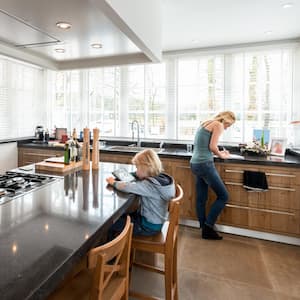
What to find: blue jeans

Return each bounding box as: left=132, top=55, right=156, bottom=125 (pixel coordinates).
left=191, top=161, right=228, bottom=228
left=108, top=211, right=160, bottom=241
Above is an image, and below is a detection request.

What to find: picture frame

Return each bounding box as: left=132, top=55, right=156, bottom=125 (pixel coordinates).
left=270, top=138, right=287, bottom=156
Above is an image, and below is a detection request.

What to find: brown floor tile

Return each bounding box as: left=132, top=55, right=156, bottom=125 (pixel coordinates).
left=178, top=268, right=279, bottom=300
left=258, top=241, right=300, bottom=298
left=179, top=229, right=272, bottom=289
left=129, top=225, right=300, bottom=300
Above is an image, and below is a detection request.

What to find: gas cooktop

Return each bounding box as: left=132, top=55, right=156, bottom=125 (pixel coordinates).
left=0, top=171, right=58, bottom=205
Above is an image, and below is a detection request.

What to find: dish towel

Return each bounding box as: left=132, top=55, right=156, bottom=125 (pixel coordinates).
left=243, top=170, right=268, bottom=191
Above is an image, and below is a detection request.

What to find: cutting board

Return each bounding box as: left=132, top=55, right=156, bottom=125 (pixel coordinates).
left=35, top=158, right=83, bottom=174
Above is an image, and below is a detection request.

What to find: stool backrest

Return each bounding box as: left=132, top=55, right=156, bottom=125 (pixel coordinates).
left=88, top=216, right=133, bottom=300
left=165, top=184, right=183, bottom=251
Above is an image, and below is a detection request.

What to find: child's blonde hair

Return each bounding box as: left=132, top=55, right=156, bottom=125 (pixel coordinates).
left=132, top=149, right=163, bottom=177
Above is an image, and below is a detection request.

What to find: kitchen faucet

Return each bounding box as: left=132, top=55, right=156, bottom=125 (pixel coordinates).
left=131, top=120, right=141, bottom=147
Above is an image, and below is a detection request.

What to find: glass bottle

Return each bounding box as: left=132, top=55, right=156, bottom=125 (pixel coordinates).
left=260, top=130, right=265, bottom=148
left=64, top=143, right=70, bottom=164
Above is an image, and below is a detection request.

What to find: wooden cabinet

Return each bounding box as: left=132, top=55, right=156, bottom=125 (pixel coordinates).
left=160, top=157, right=197, bottom=220
left=99, top=150, right=300, bottom=237
left=218, top=163, right=300, bottom=236
left=100, top=152, right=134, bottom=164
left=18, top=147, right=63, bottom=167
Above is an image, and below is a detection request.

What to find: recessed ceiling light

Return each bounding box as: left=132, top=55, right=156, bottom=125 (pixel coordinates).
left=56, top=22, right=72, bottom=30
left=264, top=31, right=272, bottom=35
left=91, top=43, right=103, bottom=49
left=55, top=48, right=65, bottom=53
left=282, top=3, right=293, bottom=8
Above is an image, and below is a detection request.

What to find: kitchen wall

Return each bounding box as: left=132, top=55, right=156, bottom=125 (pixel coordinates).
left=293, top=45, right=300, bottom=121
left=0, top=142, right=18, bottom=173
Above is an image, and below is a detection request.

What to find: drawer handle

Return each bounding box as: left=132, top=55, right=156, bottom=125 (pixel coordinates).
left=266, top=173, right=296, bottom=178
left=225, top=169, right=243, bottom=173
left=269, top=186, right=296, bottom=192
left=225, top=182, right=295, bottom=192
left=225, top=169, right=296, bottom=178
left=225, top=181, right=243, bottom=186
left=225, top=204, right=295, bottom=216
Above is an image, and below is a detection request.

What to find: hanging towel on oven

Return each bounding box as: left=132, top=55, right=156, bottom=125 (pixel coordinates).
left=243, top=170, right=268, bottom=191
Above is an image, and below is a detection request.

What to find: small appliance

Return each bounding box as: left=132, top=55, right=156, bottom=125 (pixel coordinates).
left=35, top=125, right=44, bottom=141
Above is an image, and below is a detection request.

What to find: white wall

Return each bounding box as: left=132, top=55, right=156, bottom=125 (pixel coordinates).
left=293, top=45, right=300, bottom=121
left=0, top=142, right=18, bottom=173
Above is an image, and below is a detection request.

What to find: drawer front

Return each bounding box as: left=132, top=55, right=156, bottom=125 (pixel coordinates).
left=222, top=164, right=299, bottom=188
left=224, top=182, right=299, bottom=211
left=220, top=205, right=300, bottom=236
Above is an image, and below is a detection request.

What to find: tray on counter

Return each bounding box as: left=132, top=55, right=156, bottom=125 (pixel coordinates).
left=35, top=157, right=82, bottom=174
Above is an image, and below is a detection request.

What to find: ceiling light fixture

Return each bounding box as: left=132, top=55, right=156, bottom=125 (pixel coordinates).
left=56, top=22, right=72, bottom=30
left=264, top=31, right=272, bottom=35
left=91, top=43, right=103, bottom=49
left=282, top=3, right=293, bottom=8
left=55, top=48, right=65, bottom=53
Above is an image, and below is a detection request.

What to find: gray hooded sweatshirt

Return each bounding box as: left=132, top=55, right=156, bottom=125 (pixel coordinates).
left=114, top=173, right=175, bottom=225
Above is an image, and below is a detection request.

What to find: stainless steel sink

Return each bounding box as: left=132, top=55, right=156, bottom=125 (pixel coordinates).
left=108, top=145, right=161, bottom=153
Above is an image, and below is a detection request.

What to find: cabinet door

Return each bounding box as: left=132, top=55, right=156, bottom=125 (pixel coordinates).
left=160, top=157, right=197, bottom=220
left=100, top=152, right=133, bottom=164
left=18, top=148, right=63, bottom=166
left=174, top=163, right=196, bottom=220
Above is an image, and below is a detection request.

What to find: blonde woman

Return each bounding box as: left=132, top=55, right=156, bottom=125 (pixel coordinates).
left=190, top=111, right=236, bottom=240
left=107, top=149, right=175, bottom=237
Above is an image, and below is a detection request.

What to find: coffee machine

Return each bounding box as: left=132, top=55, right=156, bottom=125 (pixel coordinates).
left=35, top=126, right=44, bottom=141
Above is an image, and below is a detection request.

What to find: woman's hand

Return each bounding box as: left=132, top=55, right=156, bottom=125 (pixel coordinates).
left=220, top=149, right=230, bottom=159
left=106, top=176, right=116, bottom=186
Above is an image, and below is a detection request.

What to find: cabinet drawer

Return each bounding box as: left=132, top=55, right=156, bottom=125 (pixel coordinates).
left=224, top=182, right=299, bottom=211
left=220, top=205, right=300, bottom=236
left=222, top=164, right=299, bottom=188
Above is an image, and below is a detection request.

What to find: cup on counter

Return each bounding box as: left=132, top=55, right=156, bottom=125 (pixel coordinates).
left=61, top=134, right=68, bottom=143
left=186, top=144, right=193, bottom=153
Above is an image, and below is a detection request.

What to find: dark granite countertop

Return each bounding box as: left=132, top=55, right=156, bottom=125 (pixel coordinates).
left=18, top=142, right=300, bottom=168
left=0, top=162, right=136, bottom=300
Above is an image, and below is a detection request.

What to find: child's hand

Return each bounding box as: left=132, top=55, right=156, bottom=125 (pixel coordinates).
left=106, top=176, right=116, bottom=186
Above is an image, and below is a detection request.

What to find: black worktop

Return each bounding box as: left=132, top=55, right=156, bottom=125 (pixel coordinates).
left=18, top=142, right=300, bottom=168
left=0, top=162, right=136, bottom=300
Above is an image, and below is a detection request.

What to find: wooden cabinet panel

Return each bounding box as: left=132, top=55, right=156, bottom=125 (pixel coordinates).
left=218, top=205, right=249, bottom=227
left=89, top=150, right=300, bottom=237
left=219, top=162, right=300, bottom=236
left=173, top=163, right=196, bottom=220
left=18, top=147, right=63, bottom=167
left=160, top=157, right=197, bottom=220
left=100, top=152, right=133, bottom=164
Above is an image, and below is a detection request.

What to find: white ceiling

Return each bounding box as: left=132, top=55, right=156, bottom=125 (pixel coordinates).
left=0, top=0, right=140, bottom=61
left=162, top=0, right=300, bottom=52
left=0, top=0, right=299, bottom=69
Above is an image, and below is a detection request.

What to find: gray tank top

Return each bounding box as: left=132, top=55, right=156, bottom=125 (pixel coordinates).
left=190, top=126, right=213, bottom=163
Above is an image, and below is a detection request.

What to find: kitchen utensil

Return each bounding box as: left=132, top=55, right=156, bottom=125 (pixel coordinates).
left=92, top=128, right=99, bottom=169
left=82, top=127, right=90, bottom=170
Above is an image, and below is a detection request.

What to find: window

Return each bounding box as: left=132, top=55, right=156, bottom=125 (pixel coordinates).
left=47, top=45, right=294, bottom=145
left=0, top=57, right=44, bottom=139
left=177, top=55, right=224, bottom=140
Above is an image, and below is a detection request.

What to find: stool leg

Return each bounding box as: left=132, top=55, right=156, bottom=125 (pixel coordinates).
left=165, top=251, right=173, bottom=300
left=173, top=241, right=178, bottom=300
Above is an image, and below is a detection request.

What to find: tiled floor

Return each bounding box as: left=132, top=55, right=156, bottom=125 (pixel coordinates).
left=130, top=226, right=300, bottom=300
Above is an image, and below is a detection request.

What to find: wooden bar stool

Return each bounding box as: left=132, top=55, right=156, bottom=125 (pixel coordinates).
left=48, top=216, right=133, bottom=300
left=130, top=184, right=183, bottom=300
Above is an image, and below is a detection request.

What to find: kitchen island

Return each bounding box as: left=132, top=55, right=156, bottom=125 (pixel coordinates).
left=0, top=162, right=136, bottom=300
